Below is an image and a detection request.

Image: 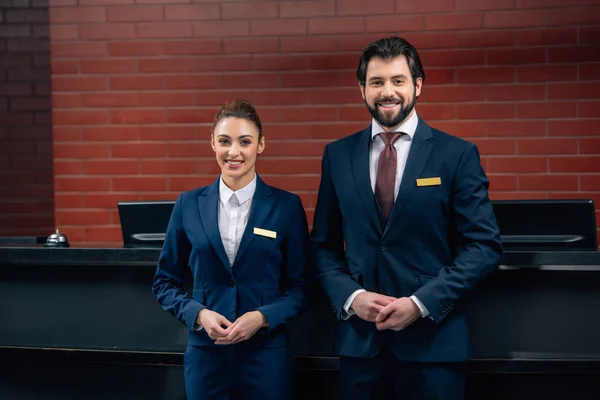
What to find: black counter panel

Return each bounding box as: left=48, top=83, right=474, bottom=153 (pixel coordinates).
left=1, top=246, right=599, bottom=399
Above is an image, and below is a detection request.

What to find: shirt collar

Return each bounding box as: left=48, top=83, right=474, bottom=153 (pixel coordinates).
left=219, top=174, right=257, bottom=205
left=371, top=110, right=419, bottom=141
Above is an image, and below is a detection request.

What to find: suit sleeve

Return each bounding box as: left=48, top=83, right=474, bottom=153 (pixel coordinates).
left=256, top=195, right=309, bottom=332
left=413, top=143, right=503, bottom=323
left=310, top=145, right=364, bottom=320
left=152, top=193, right=206, bottom=331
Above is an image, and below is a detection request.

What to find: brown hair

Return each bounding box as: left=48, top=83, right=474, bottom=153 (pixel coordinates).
left=357, top=36, right=425, bottom=86
left=212, top=99, right=263, bottom=139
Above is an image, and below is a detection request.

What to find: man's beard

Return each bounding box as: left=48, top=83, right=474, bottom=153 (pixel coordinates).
left=365, top=90, right=418, bottom=129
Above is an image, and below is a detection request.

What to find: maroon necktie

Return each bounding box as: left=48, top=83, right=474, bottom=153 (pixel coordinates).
left=375, top=132, right=402, bottom=219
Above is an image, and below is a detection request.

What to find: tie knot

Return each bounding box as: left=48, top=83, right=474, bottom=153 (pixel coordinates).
left=379, top=131, right=402, bottom=146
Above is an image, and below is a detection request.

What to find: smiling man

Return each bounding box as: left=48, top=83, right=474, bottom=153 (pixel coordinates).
left=310, top=37, right=503, bottom=400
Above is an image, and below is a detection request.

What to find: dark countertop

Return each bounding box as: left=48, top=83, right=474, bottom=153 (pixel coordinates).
left=1, top=346, right=599, bottom=373
left=0, top=244, right=599, bottom=268
left=0, top=244, right=160, bottom=267
left=0, top=244, right=598, bottom=270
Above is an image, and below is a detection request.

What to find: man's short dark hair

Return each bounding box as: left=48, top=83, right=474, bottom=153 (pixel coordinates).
left=356, top=36, right=425, bottom=86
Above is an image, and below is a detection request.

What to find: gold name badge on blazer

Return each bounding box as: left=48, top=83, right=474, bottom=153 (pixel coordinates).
left=416, top=177, right=442, bottom=187
left=253, top=227, right=277, bottom=239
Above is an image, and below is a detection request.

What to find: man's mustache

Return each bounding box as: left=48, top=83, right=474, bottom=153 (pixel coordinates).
left=375, top=98, right=403, bottom=105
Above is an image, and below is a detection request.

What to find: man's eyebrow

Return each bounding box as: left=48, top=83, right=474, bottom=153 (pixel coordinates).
left=368, top=74, right=409, bottom=81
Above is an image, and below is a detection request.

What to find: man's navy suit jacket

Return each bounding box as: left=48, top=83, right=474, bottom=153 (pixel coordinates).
left=153, top=175, right=309, bottom=349
left=311, top=118, right=503, bottom=362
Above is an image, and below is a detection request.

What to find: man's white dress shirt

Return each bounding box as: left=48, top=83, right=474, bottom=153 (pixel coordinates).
left=342, top=111, right=430, bottom=319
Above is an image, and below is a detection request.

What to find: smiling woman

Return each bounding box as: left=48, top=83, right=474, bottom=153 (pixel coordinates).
left=152, top=99, right=310, bottom=400
left=211, top=100, right=265, bottom=192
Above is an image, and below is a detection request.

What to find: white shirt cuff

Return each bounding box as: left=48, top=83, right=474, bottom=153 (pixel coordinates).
left=410, top=295, right=430, bottom=318
left=193, top=310, right=204, bottom=331
left=342, top=289, right=366, bottom=320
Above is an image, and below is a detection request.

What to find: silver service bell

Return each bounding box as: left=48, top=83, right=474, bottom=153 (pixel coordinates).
left=44, top=229, right=70, bottom=248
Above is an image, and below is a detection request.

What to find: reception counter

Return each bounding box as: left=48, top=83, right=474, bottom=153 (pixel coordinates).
left=1, top=245, right=599, bottom=399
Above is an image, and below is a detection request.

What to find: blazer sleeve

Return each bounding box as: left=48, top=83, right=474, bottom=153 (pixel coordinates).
left=256, top=195, right=309, bottom=332
left=413, top=143, right=503, bottom=323
left=310, top=145, right=364, bottom=320
left=152, top=193, right=206, bottom=331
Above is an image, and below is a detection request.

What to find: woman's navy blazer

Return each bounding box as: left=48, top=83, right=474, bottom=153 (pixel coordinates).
left=153, top=175, right=310, bottom=349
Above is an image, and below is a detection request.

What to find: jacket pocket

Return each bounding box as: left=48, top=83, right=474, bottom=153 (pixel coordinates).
left=261, top=288, right=280, bottom=305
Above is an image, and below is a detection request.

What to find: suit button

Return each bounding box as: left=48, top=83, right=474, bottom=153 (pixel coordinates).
left=380, top=245, right=386, bottom=252
left=228, top=279, right=235, bottom=287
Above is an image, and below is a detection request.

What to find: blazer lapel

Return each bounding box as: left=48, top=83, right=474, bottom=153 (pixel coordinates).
left=351, top=127, right=383, bottom=236
left=233, top=175, right=275, bottom=267
left=383, top=118, right=434, bottom=237
left=197, top=178, right=231, bottom=269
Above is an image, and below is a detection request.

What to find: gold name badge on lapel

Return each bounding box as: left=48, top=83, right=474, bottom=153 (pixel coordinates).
left=253, top=227, right=277, bottom=239
left=416, top=177, right=441, bottom=187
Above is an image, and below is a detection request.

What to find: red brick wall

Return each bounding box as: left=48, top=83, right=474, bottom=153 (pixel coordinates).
left=1, top=0, right=54, bottom=238
left=48, top=0, right=600, bottom=244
